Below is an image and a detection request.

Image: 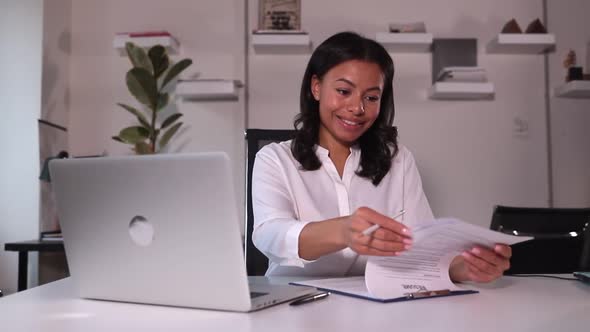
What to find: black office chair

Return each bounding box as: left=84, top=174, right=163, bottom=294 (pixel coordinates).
left=245, top=129, right=296, bottom=276
left=490, top=205, right=590, bottom=274
left=581, top=223, right=590, bottom=271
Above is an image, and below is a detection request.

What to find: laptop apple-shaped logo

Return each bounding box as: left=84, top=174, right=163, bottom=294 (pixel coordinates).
left=128, top=215, right=154, bottom=246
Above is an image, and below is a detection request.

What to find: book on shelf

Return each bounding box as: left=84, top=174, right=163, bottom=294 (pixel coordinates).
left=436, top=66, right=488, bottom=83
left=40, top=230, right=63, bottom=241
left=252, top=29, right=307, bottom=35
left=116, top=30, right=172, bottom=38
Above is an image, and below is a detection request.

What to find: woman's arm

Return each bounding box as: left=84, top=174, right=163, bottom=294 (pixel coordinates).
left=253, top=146, right=412, bottom=265
left=298, top=207, right=413, bottom=260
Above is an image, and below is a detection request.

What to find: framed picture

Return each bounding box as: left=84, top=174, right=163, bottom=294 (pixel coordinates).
left=258, top=0, right=301, bottom=31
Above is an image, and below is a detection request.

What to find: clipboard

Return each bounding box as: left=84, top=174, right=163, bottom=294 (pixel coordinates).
left=290, top=279, right=478, bottom=303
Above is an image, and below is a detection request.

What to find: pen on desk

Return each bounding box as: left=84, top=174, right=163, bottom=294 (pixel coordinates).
left=361, top=209, right=406, bottom=236
left=289, top=292, right=330, bottom=306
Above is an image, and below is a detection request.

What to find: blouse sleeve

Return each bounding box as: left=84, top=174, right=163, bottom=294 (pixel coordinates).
left=251, top=145, right=312, bottom=268
left=401, top=147, right=435, bottom=226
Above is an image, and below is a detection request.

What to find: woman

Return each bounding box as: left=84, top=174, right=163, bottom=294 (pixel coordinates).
left=252, top=32, right=510, bottom=282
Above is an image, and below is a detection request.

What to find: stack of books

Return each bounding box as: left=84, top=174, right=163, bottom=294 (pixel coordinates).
left=40, top=230, right=63, bottom=242
left=252, top=29, right=307, bottom=35
left=115, top=30, right=172, bottom=38
left=436, top=67, right=488, bottom=83
left=113, top=30, right=178, bottom=50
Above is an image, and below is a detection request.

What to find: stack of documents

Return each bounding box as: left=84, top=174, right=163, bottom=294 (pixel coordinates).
left=436, top=67, right=488, bottom=83
left=292, top=218, right=532, bottom=302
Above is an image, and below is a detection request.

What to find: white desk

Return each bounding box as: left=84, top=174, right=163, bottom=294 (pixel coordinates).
left=1, top=275, right=589, bottom=331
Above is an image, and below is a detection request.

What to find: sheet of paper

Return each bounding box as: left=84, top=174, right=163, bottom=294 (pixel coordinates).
left=366, top=217, right=533, bottom=298
left=292, top=276, right=372, bottom=298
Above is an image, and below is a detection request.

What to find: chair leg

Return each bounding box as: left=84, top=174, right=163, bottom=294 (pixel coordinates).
left=17, top=251, right=29, bottom=291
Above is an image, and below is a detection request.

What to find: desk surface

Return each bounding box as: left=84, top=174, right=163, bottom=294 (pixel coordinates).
left=4, top=240, right=64, bottom=251
left=0, top=275, right=588, bottom=332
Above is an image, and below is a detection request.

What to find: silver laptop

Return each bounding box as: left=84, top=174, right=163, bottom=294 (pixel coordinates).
left=49, top=152, right=315, bottom=312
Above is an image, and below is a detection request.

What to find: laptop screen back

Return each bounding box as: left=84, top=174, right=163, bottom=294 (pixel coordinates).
left=50, top=152, right=252, bottom=311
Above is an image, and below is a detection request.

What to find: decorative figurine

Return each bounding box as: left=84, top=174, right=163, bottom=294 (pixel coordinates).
left=563, top=49, right=584, bottom=82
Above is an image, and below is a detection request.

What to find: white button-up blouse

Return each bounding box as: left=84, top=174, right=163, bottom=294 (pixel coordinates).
left=252, top=141, right=433, bottom=277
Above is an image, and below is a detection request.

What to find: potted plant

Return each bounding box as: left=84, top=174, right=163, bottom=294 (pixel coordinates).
left=112, top=42, right=192, bottom=154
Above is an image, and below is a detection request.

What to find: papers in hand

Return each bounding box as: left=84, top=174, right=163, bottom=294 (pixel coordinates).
left=292, top=218, right=532, bottom=302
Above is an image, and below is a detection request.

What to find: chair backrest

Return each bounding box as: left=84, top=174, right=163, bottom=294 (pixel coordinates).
left=245, top=129, right=296, bottom=276
left=490, top=205, right=590, bottom=274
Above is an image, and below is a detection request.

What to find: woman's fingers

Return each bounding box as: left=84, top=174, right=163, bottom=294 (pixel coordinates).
left=465, top=262, right=497, bottom=283
left=348, top=207, right=413, bottom=255
left=461, top=251, right=499, bottom=275
left=494, top=244, right=512, bottom=259
left=355, top=207, right=412, bottom=237
left=468, top=246, right=511, bottom=271
left=460, top=245, right=511, bottom=283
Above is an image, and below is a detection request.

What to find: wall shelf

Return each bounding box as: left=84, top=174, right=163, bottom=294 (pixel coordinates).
left=113, top=33, right=179, bottom=55
left=554, top=80, right=590, bottom=98
left=251, top=32, right=311, bottom=53
left=176, top=79, right=243, bottom=101
left=375, top=32, right=433, bottom=53
left=429, top=82, right=495, bottom=100
left=486, top=34, right=556, bottom=54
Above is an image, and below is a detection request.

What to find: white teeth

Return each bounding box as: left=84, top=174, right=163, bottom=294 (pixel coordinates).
left=341, top=119, right=359, bottom=126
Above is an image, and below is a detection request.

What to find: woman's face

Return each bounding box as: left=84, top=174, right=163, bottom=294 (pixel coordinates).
left=311, top=60, right=384, bottom=149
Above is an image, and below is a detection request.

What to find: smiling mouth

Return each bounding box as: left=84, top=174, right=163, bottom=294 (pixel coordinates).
left=337, top=116, right=363, bottom=128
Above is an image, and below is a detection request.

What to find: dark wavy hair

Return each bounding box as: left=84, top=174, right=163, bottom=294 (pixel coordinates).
left=292, top=31, right=399, bottom=186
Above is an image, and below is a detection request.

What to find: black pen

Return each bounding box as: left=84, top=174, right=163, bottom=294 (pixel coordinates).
left=289, top=292, right=330, bottom=306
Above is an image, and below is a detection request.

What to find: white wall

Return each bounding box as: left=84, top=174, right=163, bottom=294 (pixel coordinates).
left=42, top=0, right=71, bottom=127
left=546, top=0, right=590, bottom=207
left=0, top=0, right=44, bottom=295
left=67, top=0, right=247, bottom=223
left=248, top=0, right=552, bottom=227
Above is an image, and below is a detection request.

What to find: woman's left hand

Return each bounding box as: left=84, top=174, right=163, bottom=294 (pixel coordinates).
left=449, top=244, right=512, bottom=283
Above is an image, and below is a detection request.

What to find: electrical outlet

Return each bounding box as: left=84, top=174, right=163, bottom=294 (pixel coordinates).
left=513, top=116, right=529, bottom=138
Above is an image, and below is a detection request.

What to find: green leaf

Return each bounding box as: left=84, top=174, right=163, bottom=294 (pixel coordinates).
left=126, top=68, right=158, bottom=109
left=125, top=42, right=153, bottom=74
left=148, top=45, right=169, bottom=80
left=119, top=126, right=150, bottom=144
left=112, top=136, right=126, bottom=143
left=156, top=93, right=169, bottom=111
left=161, top=59, right=192, bottom=89
left=117, top=103, right=150, bottom=129
left=134, top=142, right=153, bottom=155
left=161, top=113, right=183, bottom=129
left=158, top=122, right=182, bottom=149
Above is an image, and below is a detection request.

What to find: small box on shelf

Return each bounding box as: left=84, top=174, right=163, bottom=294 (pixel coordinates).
left=375, top=32, right=433, bottom=53
left=486, top=34, right=555, bottom=54
left=113, top=31, right=179, bottom=55
left=429, top=82, right=495, bottom=100
left=176, top=79, right=243, bottom=101
left=554, top=80, right=590, bottom=99
left=251, top=30, right=311, bottom=53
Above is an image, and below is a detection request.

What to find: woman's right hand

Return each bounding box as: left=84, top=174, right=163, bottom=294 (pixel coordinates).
left=342, top=207, right=413, bottom=256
